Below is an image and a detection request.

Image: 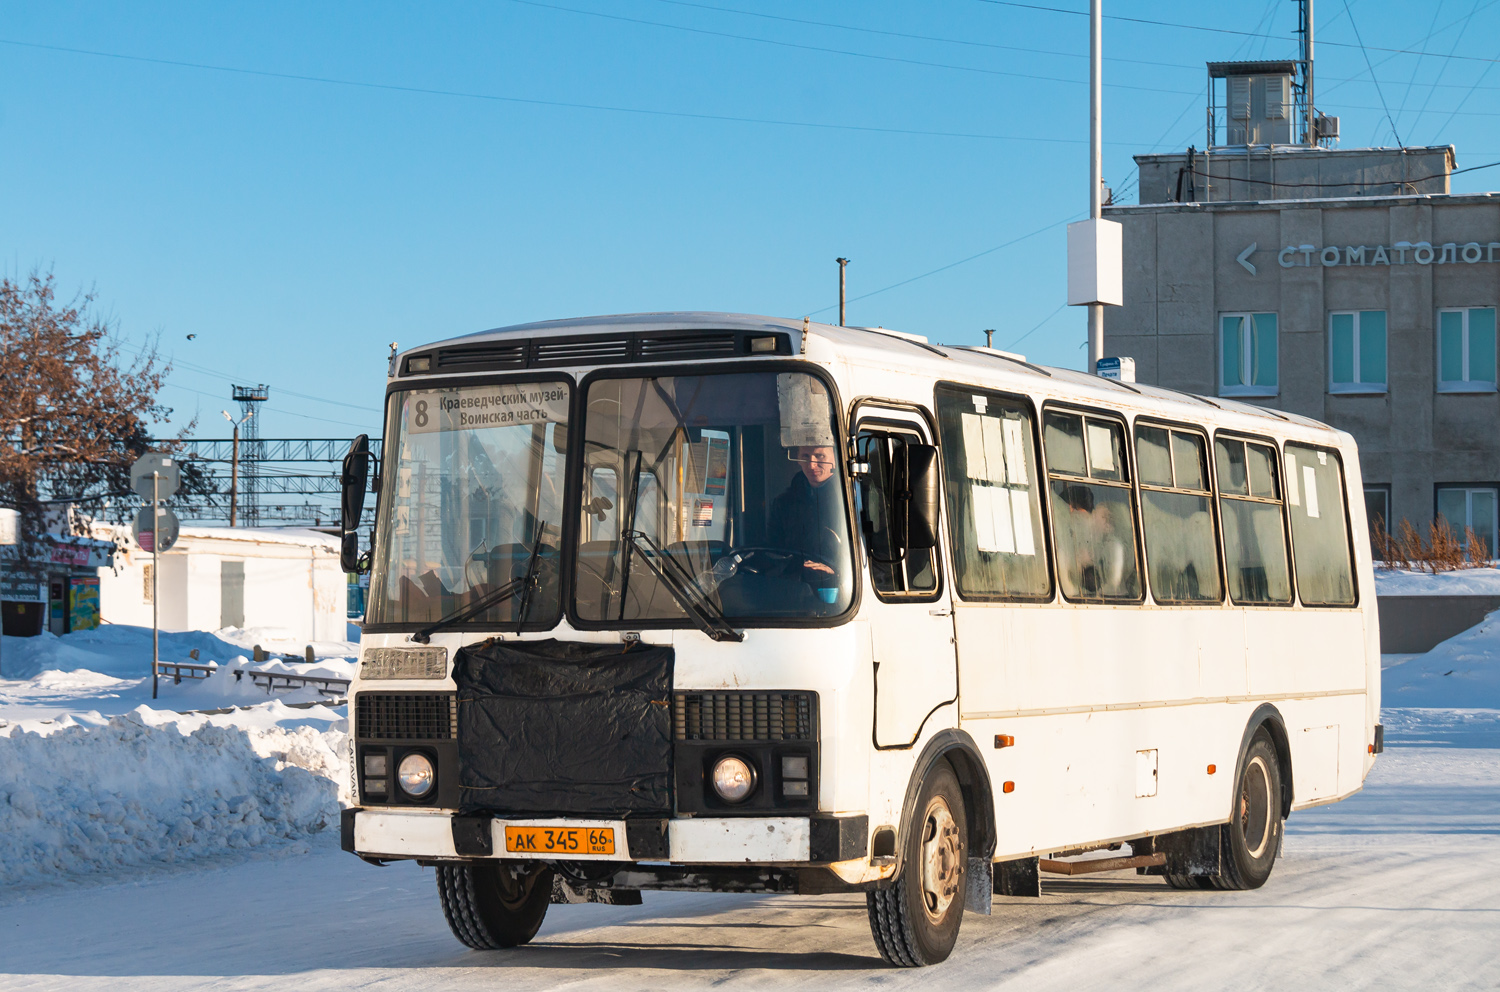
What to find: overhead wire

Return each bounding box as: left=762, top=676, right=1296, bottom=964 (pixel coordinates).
left=1405, top=0, right=1485, bottom=144
left=973, top=0, right=1500, bottom=64
left=0, top=37, right=1178, bottom=146
left=643, top=0, right=1201, bottom=71
left=1341, top=0, right=1404, bottom=146
left=503, top=0, right=1198, bottom=95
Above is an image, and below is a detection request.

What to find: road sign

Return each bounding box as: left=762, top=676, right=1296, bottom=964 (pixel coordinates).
left=134, top=506, right=180, bottom=553
left=130, top=452, right=181, bottom=500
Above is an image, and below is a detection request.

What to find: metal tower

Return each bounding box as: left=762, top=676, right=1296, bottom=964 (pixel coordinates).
left=231, top=384, right=269, bottom=526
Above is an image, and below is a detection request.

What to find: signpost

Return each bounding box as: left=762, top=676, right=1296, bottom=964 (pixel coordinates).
left=131, top=453, right=181, bottom=699
left=0, top=507, right=16, bottom=677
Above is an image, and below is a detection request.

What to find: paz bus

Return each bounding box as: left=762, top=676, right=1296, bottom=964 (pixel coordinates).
left=337, top=312, right=1381, bottom=967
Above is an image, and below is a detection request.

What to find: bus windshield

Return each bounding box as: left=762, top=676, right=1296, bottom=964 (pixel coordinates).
left=367, top=380, right=570, bottom=628
left=573, top=370, right=854, bottom=623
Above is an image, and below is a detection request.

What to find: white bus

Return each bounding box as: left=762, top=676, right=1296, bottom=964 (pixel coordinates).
left=338, top=312, right=1381, bottom=967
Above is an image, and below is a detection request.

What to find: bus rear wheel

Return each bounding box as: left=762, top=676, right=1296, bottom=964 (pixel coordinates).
left=1210, top=732, right=1283, bottom=890
left=436, top=862, right=553, bottom=949
left=866, top=761, right=967, bottom=967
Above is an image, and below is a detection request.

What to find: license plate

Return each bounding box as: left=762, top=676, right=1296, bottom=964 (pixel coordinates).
left=504, top=825, right=616, bottom=856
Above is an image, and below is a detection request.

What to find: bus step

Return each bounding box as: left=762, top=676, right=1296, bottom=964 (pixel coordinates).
left=1039, top=853, right=1166, bottom=876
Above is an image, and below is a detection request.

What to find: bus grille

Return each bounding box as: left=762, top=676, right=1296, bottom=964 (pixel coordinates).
left=637, top=331, right=738, bottom=358
left=355, top=692, right=458, bottom=740
left=673, top=692, right=815, bottom=742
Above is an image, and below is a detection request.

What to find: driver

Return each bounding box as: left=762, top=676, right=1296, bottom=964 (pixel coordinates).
left=768, top=445, right=845, bottom=585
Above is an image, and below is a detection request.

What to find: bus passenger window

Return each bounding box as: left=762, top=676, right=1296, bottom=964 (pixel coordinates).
left=1044, top=412, right=1142, bottom=602
left=1135, top=425, right=1222, bottom=603
left=1215, top=437, right=1293, bottom=605
left=934, top=386, right=1050, bottom=600
left=1284, top=444, right=1355, bottom=605
left=856, top=431, right=938, bottom=596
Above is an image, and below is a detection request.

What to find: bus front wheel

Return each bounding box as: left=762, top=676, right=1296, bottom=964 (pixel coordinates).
left=436, top=862, right=553, bottom=949
left=866, top=761, right=968, bottom=966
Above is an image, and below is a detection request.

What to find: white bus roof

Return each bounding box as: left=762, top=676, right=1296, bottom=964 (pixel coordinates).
left=400, top=311, right=1341, bottom=440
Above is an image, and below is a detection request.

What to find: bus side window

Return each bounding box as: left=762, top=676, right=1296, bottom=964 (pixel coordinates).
left=1215, top=437, right=1293, bottom=604
left=1284, top=444, right=1356, bottom=605
left=1135, top=425, right=1222, bottom=603
left=934, top=386, right=1051, bottom=601
left=856, top=431, right=938, bottom=596
left=1044, top=411, right=1142, bottom=602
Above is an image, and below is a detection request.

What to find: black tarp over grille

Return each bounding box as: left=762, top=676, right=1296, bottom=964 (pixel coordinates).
left=453, top=638, right=674, bottom=816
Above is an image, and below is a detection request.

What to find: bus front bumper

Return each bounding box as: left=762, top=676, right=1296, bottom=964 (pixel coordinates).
left=341, top=808, right=868, bottom=865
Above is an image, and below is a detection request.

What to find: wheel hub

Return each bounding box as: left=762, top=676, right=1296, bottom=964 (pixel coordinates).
left=919, top=796, right=962, bottom=920
left=1240, top=755, right=1272, bottom=859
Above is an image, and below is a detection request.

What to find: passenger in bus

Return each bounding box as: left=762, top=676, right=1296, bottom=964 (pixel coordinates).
left=769, top=445, right=845, bottom=583
left=1056, top=483, right=1129, bottom=597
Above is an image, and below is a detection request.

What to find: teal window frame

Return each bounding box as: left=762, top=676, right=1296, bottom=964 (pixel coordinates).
left=1437, top=307, right=1498, bottom=393
left=1219, top=312, right=1278, bottom=398
left=1328, top=310, right=1387, bottom=394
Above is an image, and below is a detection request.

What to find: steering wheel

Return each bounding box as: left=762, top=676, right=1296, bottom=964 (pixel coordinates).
left=719, top=546, right=839, bottom=577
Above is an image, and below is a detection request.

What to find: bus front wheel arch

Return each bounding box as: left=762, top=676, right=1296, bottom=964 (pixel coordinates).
left=889, top=731, right=996, bottom=885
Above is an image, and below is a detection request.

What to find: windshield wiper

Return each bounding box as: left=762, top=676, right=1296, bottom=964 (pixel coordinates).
left=621, top=529, right=743, bottom=643
left=411, top=537, right=546, bottom=644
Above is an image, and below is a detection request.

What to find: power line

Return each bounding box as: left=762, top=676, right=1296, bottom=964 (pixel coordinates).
left=1342, top=0, right=1403, bottom=147
left=1406, top=0, right=1484, bottom=143
left=645, top=0, right=1201, bottom=71
left=973, top=0, right=1500, bottom=65
left=806, top=214, right=1081, bottom=318
left=505, top=0, right=1199, bottom=95
left=0, top=36, right=1175, bottom=146
left=1005, top=303, right=1068, bottom=350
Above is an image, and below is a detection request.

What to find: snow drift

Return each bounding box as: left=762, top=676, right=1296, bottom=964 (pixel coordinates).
left=0, top=708, right=348, bottom=886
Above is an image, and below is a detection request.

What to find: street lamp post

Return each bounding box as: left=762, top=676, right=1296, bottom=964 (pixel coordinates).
left=221, top=409, right=254, bottom=527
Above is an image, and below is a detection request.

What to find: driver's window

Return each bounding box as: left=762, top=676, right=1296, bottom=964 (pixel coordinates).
left=856, top=429, right=938, bottom=596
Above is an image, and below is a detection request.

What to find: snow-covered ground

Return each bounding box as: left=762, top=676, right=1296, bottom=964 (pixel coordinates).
left=1373, top=565, right=1500, bottom=596
left=0, top=595, right=1495, bottom=988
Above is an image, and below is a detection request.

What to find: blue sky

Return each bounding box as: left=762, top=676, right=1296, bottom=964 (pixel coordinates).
left=4, top=0, right=1500, bottom=444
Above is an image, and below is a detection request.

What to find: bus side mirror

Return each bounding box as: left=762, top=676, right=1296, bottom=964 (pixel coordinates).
left=341, top=434, right=372, bottom=573
left=902, top=444, right=941, bottom=551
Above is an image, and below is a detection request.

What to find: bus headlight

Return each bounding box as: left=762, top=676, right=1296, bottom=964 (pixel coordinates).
left=711, top=755, right=757, bottom=803
left=397, top=753, right=435, bottom=798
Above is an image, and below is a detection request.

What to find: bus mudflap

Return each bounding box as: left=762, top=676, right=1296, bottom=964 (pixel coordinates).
left=454, top=638, right=675, bottom=816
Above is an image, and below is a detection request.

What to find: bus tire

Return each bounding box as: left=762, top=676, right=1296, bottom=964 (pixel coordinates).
left=436, top=862, right=553, bottom=949
left=1211, top=731, right=1283, bottom=890
left=866, top=761, right=967, bottom=967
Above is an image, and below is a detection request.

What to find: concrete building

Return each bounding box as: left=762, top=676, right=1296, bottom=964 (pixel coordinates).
left=99, top=526, right=346, bottom=643
left=1104, top=60, right=1499, bottom=552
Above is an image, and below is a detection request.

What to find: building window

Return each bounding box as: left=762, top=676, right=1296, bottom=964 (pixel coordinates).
left=1437, top=308, right=1497, bottom=393
left=1329, top=311, right=1387, bottom=393
left=1220, top=313, right=1278, bottom=397
left=1436, top=486, right=1497, bottom=554
left=1364, top=486, right=1391, bottom=553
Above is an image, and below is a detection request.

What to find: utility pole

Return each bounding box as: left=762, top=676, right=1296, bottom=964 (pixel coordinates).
left=1087, top=0, right=1104, bottom=373
left=836, top=258, right=850, bottom=326
left=1302, top=0, right=1316, bottom=146
left=222, top=409, right=254, bottom=527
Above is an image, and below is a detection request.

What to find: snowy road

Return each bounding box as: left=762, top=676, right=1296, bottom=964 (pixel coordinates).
left=3, top=741, right=1497, bottom=991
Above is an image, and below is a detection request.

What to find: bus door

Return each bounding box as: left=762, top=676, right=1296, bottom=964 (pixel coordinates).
left=854, top=409, right=958, bottom=748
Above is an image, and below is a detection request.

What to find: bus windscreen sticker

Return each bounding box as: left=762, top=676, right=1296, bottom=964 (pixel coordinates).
left=1002, top=418, right=1028, bottom=485
left=777, top=374, right=833, bottom=447
left=1303, top=465, right=1320, bottom=518
left=702, top=430, right=730, bottom=496
left=406, top=384, right=569, bottom=434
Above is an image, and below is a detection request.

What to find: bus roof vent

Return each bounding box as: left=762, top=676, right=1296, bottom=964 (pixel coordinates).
left=434, top=341, right=527, bottom=371
left=533, top=335, right=633, bottom=365
left=638, top=330, right=739, bottom=359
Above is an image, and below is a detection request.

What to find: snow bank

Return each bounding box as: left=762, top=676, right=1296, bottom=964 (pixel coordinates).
left=1383, top=608, right=1500, bottom=708
left=1374, top=566, right=1500, bottom=596
left=0, top=707, right=348, bottom=886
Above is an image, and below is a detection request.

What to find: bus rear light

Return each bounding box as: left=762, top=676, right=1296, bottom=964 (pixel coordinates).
left=1207, top=764, right=1217, bottom=775
left=1002, top=781, right=1015, bottom=794
left=994, top=735, right=1015, bottom=749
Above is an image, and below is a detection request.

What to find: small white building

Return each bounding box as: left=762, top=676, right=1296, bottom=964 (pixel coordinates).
left=99, top=526, right=346, bottom=643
